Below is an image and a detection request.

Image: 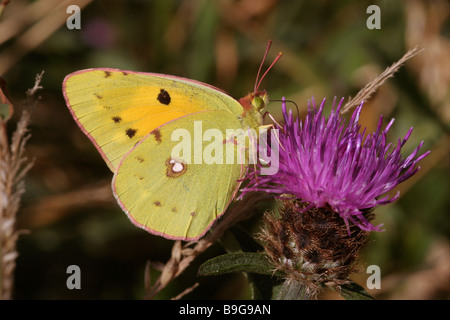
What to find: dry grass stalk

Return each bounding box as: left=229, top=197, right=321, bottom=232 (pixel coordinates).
left=143, top=192, right=271, bottom=299
left=0, top=71, right=43, bottom=299
left=341, top=46, right=423, bottom=114
left=171, top=282, right=200, bottom=300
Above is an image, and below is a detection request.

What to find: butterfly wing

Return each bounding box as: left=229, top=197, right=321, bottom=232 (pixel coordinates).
left=63, top=68, right=258, bottom=240
left=112, top=110, right=247, bottom=240
left=63, top=68, right=243, bottom=171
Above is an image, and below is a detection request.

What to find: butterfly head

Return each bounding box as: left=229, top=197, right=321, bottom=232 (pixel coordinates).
left=239, top=90, right=269, bottom=112
left=239, top=40, right=281, bottom=115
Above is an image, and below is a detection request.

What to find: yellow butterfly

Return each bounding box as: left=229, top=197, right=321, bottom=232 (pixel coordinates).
left=63, top=44, right=281, bottom=241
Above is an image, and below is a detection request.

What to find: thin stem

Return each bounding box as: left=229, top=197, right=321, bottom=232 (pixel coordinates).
left=276, top=278, right=314, bottom=300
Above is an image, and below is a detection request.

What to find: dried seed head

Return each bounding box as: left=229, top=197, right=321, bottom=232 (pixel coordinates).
left=260, top=198, right=373, bottom=293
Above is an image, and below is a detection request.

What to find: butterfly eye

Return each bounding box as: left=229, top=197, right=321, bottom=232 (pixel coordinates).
left=252, top=96, right=266, bottom=111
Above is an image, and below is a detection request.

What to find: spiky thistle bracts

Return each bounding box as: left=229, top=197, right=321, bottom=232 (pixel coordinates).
left=260, top=199, right=373, bottom=294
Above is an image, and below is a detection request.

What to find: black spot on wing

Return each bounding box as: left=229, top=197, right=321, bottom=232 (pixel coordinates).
left=104, top=71, right=112, bottom=78
left=157, top=89, right=171, bottom=105
left=152, top=129, right=162, bottom=143
left=112, top=116, right=122, bottom=123
left=125, top=128, right=137, bottom=138
left=153, top=201, right=162, bottom=207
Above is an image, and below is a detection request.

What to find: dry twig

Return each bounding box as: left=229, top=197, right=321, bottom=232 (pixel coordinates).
left=0, top=71, right=43, bottom=299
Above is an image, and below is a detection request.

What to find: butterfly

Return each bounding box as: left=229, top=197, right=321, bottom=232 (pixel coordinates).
left=62, top=42, right=281, bottom=241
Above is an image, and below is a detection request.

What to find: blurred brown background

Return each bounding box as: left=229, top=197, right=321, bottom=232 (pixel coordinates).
left=0, top=0, right=448, bottom=299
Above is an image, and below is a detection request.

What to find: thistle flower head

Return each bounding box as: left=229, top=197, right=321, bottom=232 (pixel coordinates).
left=244, top=97, right=430, bottom=232
left=244, top=97, right=430, bottom=296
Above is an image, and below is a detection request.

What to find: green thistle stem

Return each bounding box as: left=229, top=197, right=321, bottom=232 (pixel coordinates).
left=276, top=278, right=312, bottom=300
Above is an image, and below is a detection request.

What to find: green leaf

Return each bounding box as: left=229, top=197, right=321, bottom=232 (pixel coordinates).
left=199, top=252, right=284, bottom=299
left=340, top=281, right=375, bottom=300
left=198, top=252, right=280, bottom=277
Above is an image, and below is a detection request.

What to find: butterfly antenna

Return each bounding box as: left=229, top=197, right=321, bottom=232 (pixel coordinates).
left=255, top=50, right=283, bottom=92
left=255, top=40, right=273, bottom=92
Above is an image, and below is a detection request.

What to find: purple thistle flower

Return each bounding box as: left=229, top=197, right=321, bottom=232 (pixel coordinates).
left=243, top=97, right=430, bottom=232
